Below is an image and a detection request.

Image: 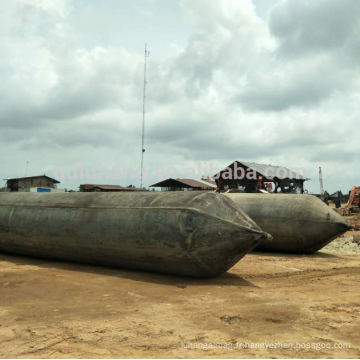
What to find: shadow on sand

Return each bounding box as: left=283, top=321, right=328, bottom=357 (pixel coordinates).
left=0, top=253, right=256, bottom=288
left=252, top=250, right=340, bottom=259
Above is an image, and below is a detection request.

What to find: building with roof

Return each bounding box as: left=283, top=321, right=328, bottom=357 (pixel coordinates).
left=6, top=175, right=60, bottom=192
left=150, top=178, right=216, bottom=191
left=214, top=161, right=308, bottom=194
left=79, top=184, right=143, bottom=192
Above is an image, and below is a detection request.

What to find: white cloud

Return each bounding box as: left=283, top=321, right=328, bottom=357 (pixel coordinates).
left=269, top=0, right=360, bottom=57
left=19, top=0, right=70, bottom=18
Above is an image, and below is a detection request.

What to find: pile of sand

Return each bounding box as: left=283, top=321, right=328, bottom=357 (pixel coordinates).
left=323, top=232, right=360, bottom=254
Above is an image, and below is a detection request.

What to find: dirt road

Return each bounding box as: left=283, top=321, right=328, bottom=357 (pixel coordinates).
left=0, top=248, right=359, bottom=358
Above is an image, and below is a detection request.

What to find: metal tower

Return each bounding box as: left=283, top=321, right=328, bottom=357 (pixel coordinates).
left=140, top=44, right=149, bottom=189
left=319, top=166, right=324, bottom=196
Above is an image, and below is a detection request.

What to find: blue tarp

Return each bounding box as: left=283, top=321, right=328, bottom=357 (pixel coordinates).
left=37, top=188, right=51, bottom=193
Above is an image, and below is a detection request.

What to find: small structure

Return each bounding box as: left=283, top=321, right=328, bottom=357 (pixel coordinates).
left=6, top=175, right=60, bottom=192
left=79, top=184, right=143, bottom=192
left=150, top=178, right=216, bottom=191
left=214, top=161, right=308, bottom=194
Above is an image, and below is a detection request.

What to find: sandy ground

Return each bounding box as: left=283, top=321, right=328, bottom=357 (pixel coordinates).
left=323, top=231, right=360, bottom=254
left=0, top=243, right=359, bottom=359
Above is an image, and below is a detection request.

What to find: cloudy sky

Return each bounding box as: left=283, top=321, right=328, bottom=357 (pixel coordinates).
left=1, top=0, right=359, bottom=193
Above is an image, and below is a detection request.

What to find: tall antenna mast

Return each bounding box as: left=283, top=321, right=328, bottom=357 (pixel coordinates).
left=140, top=44, right=149, bottom=189
left=319, top=166, right=324, bottom=196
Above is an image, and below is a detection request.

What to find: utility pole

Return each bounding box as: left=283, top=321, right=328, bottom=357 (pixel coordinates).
left=319, top=166, right=324, bottom=196
left=140, top=44, right=149, bottom=189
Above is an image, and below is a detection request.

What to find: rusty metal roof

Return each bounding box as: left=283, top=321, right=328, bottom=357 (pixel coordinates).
left=150, top=178, right=216, bottom=189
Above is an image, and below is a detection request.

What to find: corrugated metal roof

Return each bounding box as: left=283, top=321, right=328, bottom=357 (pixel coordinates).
left=241, top=161, right=306, bottom=180
left=6, top=175, right=60, bottom=183
left=95, top=185, right=143, bottom=191
left=196, top=178, right=217, bottom=188
left=80, top=184, right=142, bottom=191
left=215, top=161, right=307, bottom=180
left=176, top=178, right=216, bottom=189
left=150, top=178, right=216, bottom=189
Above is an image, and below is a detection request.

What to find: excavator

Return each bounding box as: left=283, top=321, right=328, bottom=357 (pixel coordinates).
left=347, top=186, right=360, bottom=213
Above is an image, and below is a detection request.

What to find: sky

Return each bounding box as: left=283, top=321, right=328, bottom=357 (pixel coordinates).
left=0, top=0, right=359, bottom=193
